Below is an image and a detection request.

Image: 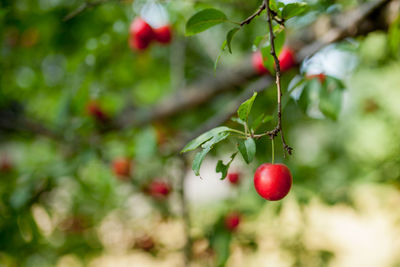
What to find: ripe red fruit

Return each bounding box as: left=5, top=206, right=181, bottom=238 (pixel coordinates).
left=112, top=157, right=131, bottom=178
left=228, top=172, right=240, bottom=185
left=129, top=18, right=154, bottom=51
left=252, top=51, right=269, bottom=75
left=278, top=47, right=296, bottom=72
left=224, top=212, right=240, bottom=231
left=154, top=25, right=172, bottom=44
left=148, top=180, right=171, bottom=199
left=253, top=163, right=292, bottom=201
left=86, top=101, right=108, bottom=123
left=306, top=73, right=326, bottom=84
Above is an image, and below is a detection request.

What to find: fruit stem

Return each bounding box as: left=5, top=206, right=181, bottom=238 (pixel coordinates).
left=271, top=137, right=275, bottom=164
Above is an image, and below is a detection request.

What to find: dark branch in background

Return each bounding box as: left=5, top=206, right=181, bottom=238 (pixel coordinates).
left=114, top=64, right=256, bottom=129
left=0, top=105, right=61, bottom=141
left=264, top=0, right=292, bottom=155
left=63, top=0, right=114, bottom=21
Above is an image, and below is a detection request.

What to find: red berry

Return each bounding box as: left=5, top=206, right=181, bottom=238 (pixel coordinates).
left=224, top=212, right=240, bottom=231
left=86, top=101, right=108, bottom=122
left=135, top=235, right=155, bottom=251
left=252, top=51, right=269, bottom=75
left=228, top=172, right=240, bottom=185
left=0, top=156, right=12, bottom=173
left=149, top=180, right=171, bottom=199
left=306, top=73, right=326, bottom=84
left=278, top=47, right=296, bottom=72
left=253, top=163, right=292, bottom=201
left=112, top=157, right=131, bottom=178
left=129, top=18, right=154, bottom=51
left=154, top=25, right=172, bottom=44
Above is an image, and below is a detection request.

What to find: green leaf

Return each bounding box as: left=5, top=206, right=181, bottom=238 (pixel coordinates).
left=319, top=83, right=343, bottom=120
left=251, top=113, right=273, bottom=131
left=325, top=76, right=346, bottom=91
left=237, top=138, right=256, bottom=164
left=260, top=46, right=275, bottom=73
left=216, top=152, right=238, bottom=180
left=297, top=79, right=321, bottom=114
left=231, top=117, right=246, bottom=126
left=260, top=30, right=285, bottom=73
left=253, top=35, right=266, bottom=48
left=186, top=8, right=228, bottom=36
left=192, top=131, right=231, bottom=176
left=214, top=49, right=224, bottom=71
left=237, top=92, right=257, bottom=122
left=274, top=30, right=285, bottom=56
left=225, top=27, right=240, bottom=54
left=181, top=126, right=233, bottom=153
left=282, top=2, right=308, bottom=19
left=269, top=0, right=278, bottom=13
left=389, top=16, right=400, bottom=56
left=210, top=230, right=232, bottom=267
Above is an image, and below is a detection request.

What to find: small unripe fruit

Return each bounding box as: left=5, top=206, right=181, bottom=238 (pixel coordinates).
left=306, top=73, right=326, bottom=84
left=154, top=25, right=172, bottom=44
left=224, top=212, right=241, bottom=231
left=129, top=18, right=154, bottom=51
left=148, top=180, right=171, bottom=199
left=278, top=47, right=296, bottom=72
left=254, top=163, right=292, bottom=201
left=228, top=172, right=240, bottom=185
left=86, top=101, right=108, bottom=123
left=112, top=157, right=131, bottom=178
left=252, top=51, right=269, bottom=75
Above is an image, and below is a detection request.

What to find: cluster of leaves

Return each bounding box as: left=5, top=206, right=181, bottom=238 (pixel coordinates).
left=182, top=92, right=265, bottom=178
left=185, top=1, right=307, bottom=69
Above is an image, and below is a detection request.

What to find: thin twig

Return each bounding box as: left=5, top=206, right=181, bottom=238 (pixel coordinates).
left=63, top=0, right=111, bottom=21
left=240, top=2, right=266, bottom=26
left=265, top=0, right=293, bottom=155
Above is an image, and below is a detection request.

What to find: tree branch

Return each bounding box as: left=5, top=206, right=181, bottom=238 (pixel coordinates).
left=63, top=0, right=114, bottom=21
left=265, top=0, right=292, bottom=155
left=240, top=2, right=266, bottom=26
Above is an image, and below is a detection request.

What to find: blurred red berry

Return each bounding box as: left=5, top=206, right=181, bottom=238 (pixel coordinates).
left=228, top=172, right=240, bottom=185
left=278, top=47, right=296, bottom=72
left=135, top=235, right=155, bottom=251
left=0, top=156, right=12, bottom=173
left=224, top=212, right=241, bottom=231
left=154, top=25, right=172, bottom=44
left=252, top=51, right=269, bottom=75
left=112, top=157, right=131, bottom=179
left=129, top=18, right=154, bottom=51
left=148, top=180, right=171, bottom=199
left=86, top=101, right=108, bottom=122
